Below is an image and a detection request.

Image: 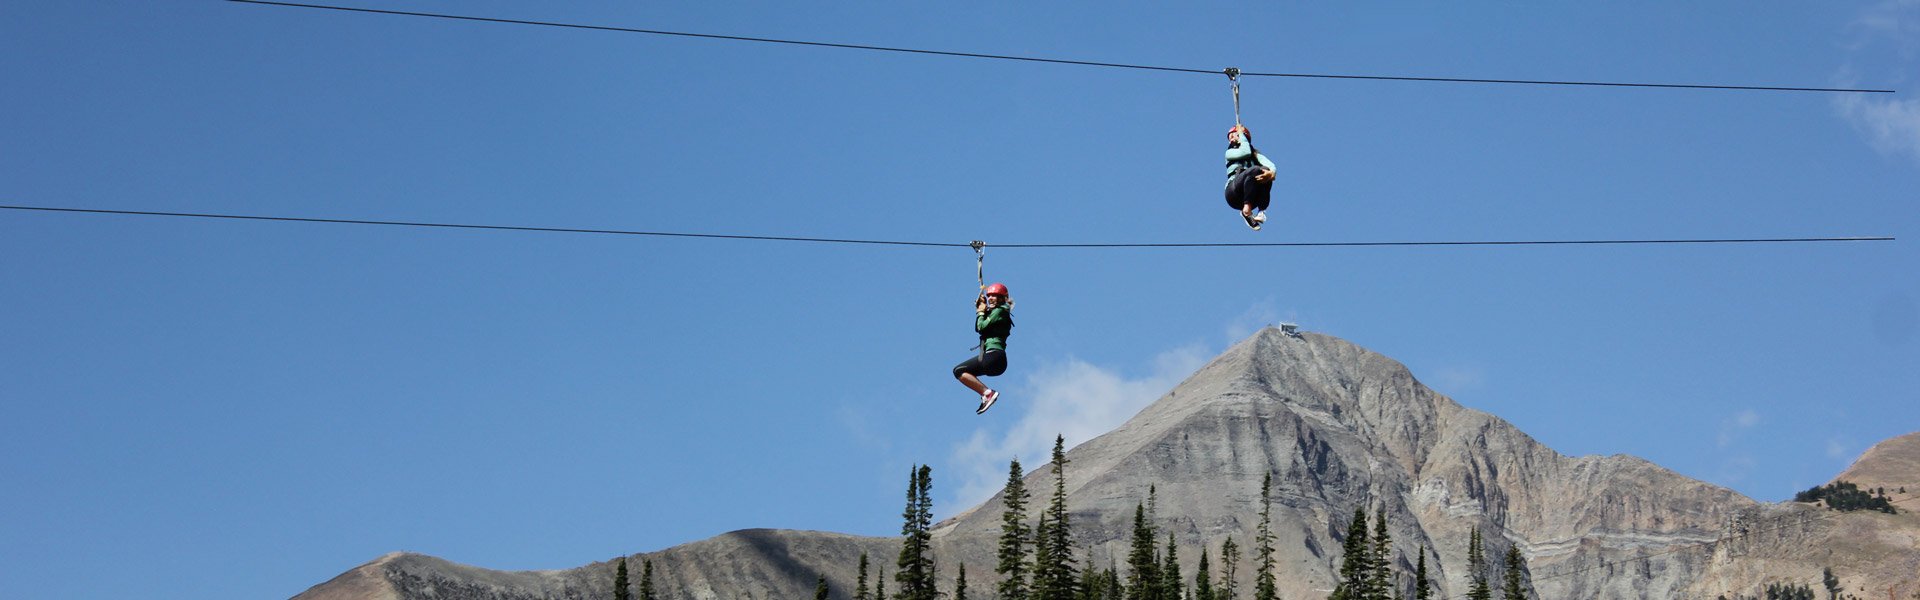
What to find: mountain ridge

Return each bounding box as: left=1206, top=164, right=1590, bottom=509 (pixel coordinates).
left=293, top=328, right=1915, bottom=600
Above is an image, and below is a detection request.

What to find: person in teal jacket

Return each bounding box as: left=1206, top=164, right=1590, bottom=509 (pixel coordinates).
left=953, top=282, right=1013, bottom=414
left=1224, top=124, right=1277, bottom=230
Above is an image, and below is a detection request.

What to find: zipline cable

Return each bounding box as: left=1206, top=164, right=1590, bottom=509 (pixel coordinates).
left=1442, top=491, right=1920, bottom=600
left=0, top=204, right=967, bottom=248
left=223, top=0, right=1895, bottom=95
left=0, top=204, right=1895, bottom=249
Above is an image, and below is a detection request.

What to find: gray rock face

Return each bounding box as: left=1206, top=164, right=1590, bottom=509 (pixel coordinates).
left=292, top=329, right=1915, bottom=600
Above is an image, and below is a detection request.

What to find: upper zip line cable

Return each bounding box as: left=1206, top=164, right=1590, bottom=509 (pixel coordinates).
left=224, top=0, right=1894, bottom=95
left=0, top=204, right=1894, bottom=249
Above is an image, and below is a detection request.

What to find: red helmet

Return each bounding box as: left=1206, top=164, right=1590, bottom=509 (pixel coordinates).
left=1229, top=124, right=1249, bottom=136
left=982, top=282, right=1009, bottom=297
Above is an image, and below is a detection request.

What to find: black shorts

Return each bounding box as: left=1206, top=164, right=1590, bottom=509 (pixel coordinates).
left=1224, top=167, right=1273, bottom=211
left=953, top=349, right=1008, bottom=379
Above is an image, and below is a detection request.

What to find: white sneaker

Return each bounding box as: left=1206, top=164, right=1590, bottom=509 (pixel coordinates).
left=1254, top=211, right=1268, bottom=223
left=976, top=390, right=1000, bottom=414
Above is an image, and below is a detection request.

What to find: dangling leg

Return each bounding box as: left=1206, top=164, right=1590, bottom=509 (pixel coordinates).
left=956, top=371, right=990, bottom=395
left=1226, top=169, right=1261, bottom=229
left=954, top=356, right=993, bottom=397
left=1252, top=170, right=1275, bottom=225
left=976, top=351, right=1008, bottom=413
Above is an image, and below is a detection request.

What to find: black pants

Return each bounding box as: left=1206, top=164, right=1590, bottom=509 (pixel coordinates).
left=953, top=350, right=1008, bottom=379
left=1224, top=167, right=1273, bottom=212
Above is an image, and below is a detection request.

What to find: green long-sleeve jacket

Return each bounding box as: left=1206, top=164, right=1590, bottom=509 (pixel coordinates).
left=975, top=305, right=1013, bottom=352
left=1225, top=141, right=1276, bottom=178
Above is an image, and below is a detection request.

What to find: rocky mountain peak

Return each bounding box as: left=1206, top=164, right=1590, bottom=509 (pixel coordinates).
left=1832, top=431, right=1920, bottom=493
left=293, top=327, right=1917, bottom=600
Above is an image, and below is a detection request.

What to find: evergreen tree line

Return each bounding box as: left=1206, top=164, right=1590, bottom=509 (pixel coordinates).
left=1792, top=481, right=1898, bottom=514
left=608, top=556, right=660, bottom=600
left=979, top=437, right=1533, bottom=600
left=1709, top=566, right=1873, bottom=600
left=606, top=432, right=1537, bottom=600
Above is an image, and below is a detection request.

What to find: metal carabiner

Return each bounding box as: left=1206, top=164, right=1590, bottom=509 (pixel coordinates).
left=1224, top=67, right=1243, bottom=126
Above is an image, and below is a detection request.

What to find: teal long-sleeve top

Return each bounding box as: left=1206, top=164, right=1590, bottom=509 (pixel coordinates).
left=975, top=305, right=1012, bottom=352
left=1225, top=142, right=1276, bottom=178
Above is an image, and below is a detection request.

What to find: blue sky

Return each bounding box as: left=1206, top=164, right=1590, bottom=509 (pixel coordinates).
left=2, top=2, right=1916, bottom=599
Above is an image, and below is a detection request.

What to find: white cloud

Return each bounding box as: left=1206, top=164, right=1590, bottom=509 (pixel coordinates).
left=1716, top=409, right=1761, bottom=449
left=1835, top=93, right=1920, bottom=166
left=1835, top=1, right=1920, bottom=166
left=946, top=344, right=1211, bottom=514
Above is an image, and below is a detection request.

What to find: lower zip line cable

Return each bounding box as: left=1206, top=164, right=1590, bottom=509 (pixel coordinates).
left=0, top=204, right=1895, bottom=250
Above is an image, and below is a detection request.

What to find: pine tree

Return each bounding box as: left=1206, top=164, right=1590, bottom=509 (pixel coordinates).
left=999, top=459, right=1034, bottom=600
left=1126, top=504, right=1161, bottom=600
left=817, top=575, right=832, bottom=600
left=956, top=564, right=970, bottom=600
left=1412, top=548, right=1431, bottom=600
left=1161, top=533, right=1185, bottom=600
left=1368, top=510, right=1393, bottom=600
left=614, top=558, right=632, bottom=600
left=1077, top=550, right=1108, bottom=600
left=1194, top=548, right=1215, bottom=600
left=639, top=559, right=657, bottom=600
left=1034, top=435, right=1080, bottom=600
left=1219, top=538, right=1241, bottom=600
left=897, top=465, right=937, bottom=600
left=856, top=553, right=871, bottom=600
left=1034, top=514, right=1057, bottom=600
left=1499, top=546, right=1526, bottom=600
left=876, top=567, right=886, bottom=600
left=1254, top=474, right=1278, bottom=600
left=1466, top=530, right=1490, bottom=600
left=1148, top=485, right=1160, bottom=525
left=1332, top=508, right=1370, bottom=600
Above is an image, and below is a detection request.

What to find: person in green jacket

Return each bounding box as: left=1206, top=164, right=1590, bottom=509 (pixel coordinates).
left=953, top=282, right=1013, bottom=414
left=1224, top=124, right=1277, bottom=230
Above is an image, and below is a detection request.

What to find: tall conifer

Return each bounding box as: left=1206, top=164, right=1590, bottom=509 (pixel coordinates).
left=614, top=558, right=631, bottom=600
left=1466, top=530, right=1490, bottom=600
left=1033, top=514, right=1056, bottom=600
left=999, top=459, right=1033, bottom=600
left=1219, top=538, right=1240, bottom=600
left=1034, top=435, right=1079, bottom=600
left=1254, top=474, right=1277, bottom=600
left=1368, top=509, right=1393, bottom=600
left=1161, top=533, right=1184, bottom=600
left=1499, top=546, right=1526, bottom=600
left=1194, top=548, right=1215, bottom=600
left=897, top=465, right=937, bottom=600
left=1126, top=504, right=1161, bottom=600
left=1077, top=550, right=1108, bottom=600
left=1333, top=508, right=1370, bottom=600
left=639, top=560, right=657, bottom=600
left=956, top=564, right=970, bottom=600
left=1412, top=548, right=1431, bottom=600
left=856, top=553, right=871, bottom=600
left=817, top=575, right=831, bottom=600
